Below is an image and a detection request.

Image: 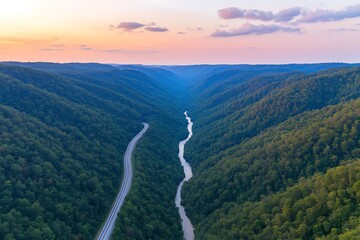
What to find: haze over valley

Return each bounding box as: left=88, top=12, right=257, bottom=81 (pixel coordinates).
left=1, top=1, right=360, bottom=240
left=0, top=62, right=360, bottom=239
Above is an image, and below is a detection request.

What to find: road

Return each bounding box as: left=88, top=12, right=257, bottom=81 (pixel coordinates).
left=97, top=123, right=149, bottom=240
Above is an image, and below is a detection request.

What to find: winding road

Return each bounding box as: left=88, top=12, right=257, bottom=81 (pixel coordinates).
left=97, top=123, right=149, bottom=240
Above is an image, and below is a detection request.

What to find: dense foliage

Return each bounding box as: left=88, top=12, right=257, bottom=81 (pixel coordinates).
left=181, top=66, right=360, bottom=239
left=1, top=62, right=360, bottom=240
left=0, top=63, right=184, bottom=239
left=112, top=114, right=185, bottom=240
left=202, top=160, right=360, bottom=239
left=186, top=67, right=360, bottom=168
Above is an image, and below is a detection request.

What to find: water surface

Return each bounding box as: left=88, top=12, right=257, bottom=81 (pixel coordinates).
left=175, top=111, right=195, bottom=240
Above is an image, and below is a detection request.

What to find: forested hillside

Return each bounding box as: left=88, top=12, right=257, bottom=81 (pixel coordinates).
left=1, top=62, right=359, bottom=240
left=202, top=160, right=360, bottom=239
left=181, top=65, right=360, bottom=239
left=0, top=63, right=184, bottom=239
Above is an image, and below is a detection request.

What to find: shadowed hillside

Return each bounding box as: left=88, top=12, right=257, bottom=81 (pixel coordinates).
left=0, top=63, right=185, bottom=239
left=1, top=62, right=359, bottom=239
left=177, top=65, right=360, bottom=239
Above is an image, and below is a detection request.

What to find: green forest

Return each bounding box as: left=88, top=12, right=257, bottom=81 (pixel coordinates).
left=182, top=65, right=360, bottom=239
left=0, top=63, right=185, bottom=239
left=0, top=62, right=359, bottom=239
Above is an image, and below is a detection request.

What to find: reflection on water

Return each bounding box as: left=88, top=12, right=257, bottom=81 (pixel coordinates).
left=175, top=111, right=195, bottom=240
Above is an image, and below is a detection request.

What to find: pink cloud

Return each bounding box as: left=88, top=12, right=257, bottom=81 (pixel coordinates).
left=217, top=5, right=360, bottom=23
left=274, top=7, right=302, bottom=22
left=218, top=7, right=273, bottom=21
left=211, top=23, right=301, bottom=37
left=299, top=4, right=360, bottom=23
left=110, top=22, right=169, bottom=33
left=145, top=26, right=169, bottom=32
left=115, top=22, right=145, bottom=31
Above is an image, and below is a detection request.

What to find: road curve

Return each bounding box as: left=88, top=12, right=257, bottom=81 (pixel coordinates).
left=97, top=123, right=149, bottom=240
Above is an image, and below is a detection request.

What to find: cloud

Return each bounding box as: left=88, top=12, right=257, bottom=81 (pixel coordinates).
left=298, top=4, right=360, bottom=23
left=77, top=45, right=92, bottom=51
left=330, top=28, right=358, bottom=32
left=40, top=48, right=64, bottom=52
left=211, top=23, right=301, bottom=37
left=218, top=7, right=241, bottom=19
left=74, top=45, right=159, bottom=54
left=0, top=36, right=58, bottom=44
left=186, top=27, right=205, bottom=33
left=50, top=44, right=65, bottom=47
left=79, top=47, right=92, bottom=51
left=274, top=7, right=302, bottom=22
left=110, top=22, right=169, bottom=32
left=144, top=26, right=169, bottom=32
left=218, top=7, right=302, bottom=22
left=218, top=7, right=273, bottom=21
left=39, top=44, right=66, bottom=51
left=217, top=5, right=360, bottom=23
left=218, top=4, right=360, bottom=24
left=115, top=22, right=145, bottom=31
left=177, top=27, right=203, bottom=35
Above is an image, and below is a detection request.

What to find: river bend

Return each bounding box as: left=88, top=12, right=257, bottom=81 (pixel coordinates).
left=175, top=111, right=195, bottom=240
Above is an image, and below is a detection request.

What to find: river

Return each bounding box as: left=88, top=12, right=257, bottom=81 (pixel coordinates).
left=175, top=111, right=195, bottom=240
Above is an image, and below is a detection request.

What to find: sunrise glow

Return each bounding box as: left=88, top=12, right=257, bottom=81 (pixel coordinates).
left=0, top=0, right=360, bottom=64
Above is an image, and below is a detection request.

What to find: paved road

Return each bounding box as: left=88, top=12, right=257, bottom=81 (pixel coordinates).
left=97, top=123, right=149, bottom=240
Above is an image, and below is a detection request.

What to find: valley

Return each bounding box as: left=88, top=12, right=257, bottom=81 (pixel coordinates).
left=0, top=62, right=359, bottom=239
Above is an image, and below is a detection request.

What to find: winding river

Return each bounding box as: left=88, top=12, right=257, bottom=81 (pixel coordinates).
left=175, top=111, right=195, bottom=240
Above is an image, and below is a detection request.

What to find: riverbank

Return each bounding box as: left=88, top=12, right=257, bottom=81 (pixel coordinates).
left=175, top=111, right=195, bottom=240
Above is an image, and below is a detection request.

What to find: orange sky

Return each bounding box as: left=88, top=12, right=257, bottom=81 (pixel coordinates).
left=0, top=0, right=360, bottom=64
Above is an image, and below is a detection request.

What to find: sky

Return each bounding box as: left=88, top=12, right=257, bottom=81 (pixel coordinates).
left=0, top=0, right=360, bottom=64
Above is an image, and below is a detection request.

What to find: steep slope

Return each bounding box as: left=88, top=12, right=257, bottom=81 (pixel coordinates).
left=1, top=62, right=360, bottom=240
left=0, top=63, right=184, bottom=239
left=202, top=160, right=360, bottom=239
left=186, top=67, right=360, bottom=168
left=181, top=66, right=360, bottom=239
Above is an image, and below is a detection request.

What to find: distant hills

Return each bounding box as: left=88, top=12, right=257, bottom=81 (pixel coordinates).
left=0, top=62, right=359, bottom=239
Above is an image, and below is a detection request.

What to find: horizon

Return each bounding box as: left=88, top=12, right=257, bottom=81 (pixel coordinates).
left=1, top=61, right=360, bottom=67
left=1, top=0, right=360, bottom=64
